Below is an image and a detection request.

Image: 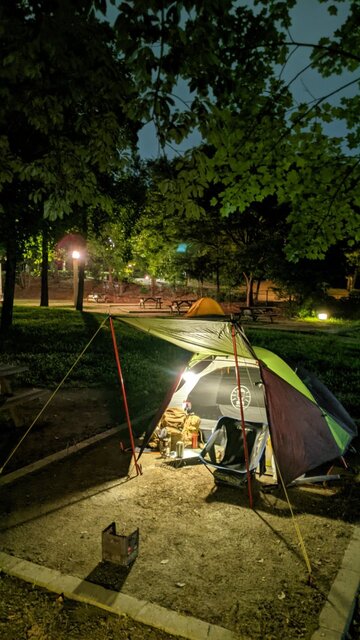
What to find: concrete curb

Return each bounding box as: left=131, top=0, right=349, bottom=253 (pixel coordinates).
left=0, top=411, right=154, bottom=487
left=0, top=552, right=241, bottom=640
left=311, top=525, right=360, bottom=640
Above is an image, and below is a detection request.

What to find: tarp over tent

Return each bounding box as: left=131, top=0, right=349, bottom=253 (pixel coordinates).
left=118, top=305, right=357, bottom=486
left=118, top=316, right=254, bottom=359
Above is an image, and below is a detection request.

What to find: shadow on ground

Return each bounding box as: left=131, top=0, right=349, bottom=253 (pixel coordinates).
left=85, top=560, right=137, bottom=592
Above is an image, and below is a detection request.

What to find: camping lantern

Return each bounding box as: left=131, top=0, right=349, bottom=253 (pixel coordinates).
left=317, top=312, right=328, bottom=320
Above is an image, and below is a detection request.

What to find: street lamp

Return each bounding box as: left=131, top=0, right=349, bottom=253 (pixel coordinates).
left=72, top=250, right=81, bottom=307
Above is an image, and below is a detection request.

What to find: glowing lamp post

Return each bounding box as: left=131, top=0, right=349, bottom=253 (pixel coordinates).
left=72, top=250, right=81, bottom=307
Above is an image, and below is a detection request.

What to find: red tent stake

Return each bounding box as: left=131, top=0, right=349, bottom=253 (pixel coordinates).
left=109, top=317, right=142, bottom=476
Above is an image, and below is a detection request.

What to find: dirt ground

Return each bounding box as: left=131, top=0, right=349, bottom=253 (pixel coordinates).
left=0, top=387, right=126, bottom=474
left=0, top=572, right=183, bottom=640
left=0, top=388, right=359, bottom=640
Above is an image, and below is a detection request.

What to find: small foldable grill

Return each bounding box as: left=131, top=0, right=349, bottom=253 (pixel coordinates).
left=102, top=522, right=139, bottom=567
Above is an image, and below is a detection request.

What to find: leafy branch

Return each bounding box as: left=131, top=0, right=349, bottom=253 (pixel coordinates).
left=284, top=41, right=360, bottom=65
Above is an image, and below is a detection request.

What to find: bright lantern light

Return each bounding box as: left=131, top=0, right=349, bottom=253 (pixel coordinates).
left=317, top=312, right=328, bottom=320
left=72, top=250, right=81, bottom=260
left=182, top=371, right=197, bottom=385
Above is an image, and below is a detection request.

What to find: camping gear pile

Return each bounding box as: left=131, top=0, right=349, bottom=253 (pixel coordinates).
left=149, top=407, right=201, bottom=456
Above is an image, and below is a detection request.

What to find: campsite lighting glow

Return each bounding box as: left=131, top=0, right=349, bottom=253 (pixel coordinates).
left=317, top=312, right=328, bottom=320
left=182, top=370, right=197, bottom=385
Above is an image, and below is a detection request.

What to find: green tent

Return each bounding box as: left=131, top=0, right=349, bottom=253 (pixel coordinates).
left=118, top=315, right=357, bottom=485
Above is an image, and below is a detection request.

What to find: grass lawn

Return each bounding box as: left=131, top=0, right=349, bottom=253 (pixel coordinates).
left=1, top=306, right=359, bottom=425
left=0, top=307, right=189, bottom=417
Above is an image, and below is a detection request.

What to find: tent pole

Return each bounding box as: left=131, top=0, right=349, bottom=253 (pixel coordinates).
left=109, top=316, right=142, bottom=477
left=231, top=323, right=253, bottom=508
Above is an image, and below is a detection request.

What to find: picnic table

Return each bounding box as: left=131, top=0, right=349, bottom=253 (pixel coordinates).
left=237, top=306, right=281, bottom=323
left=170, top=299, right=197, bottom=314
left=86, top=292, right=109, bottom=303
left=139, top=296, right=162, bottom=309
left=0, top=364, right=48, bottom=427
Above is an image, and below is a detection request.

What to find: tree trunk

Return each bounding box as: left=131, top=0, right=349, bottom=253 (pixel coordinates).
left=353, top=269, right=358, bottom=289
left=40, top=227, right=49, bottom=307
left=254, top=279, right=262, bottom=304
left=215, top=259, right=220, bottom=297
left=76, top=260, right=85, bottom=311
left=151, top=276, right=156, bottom=295
left=243, top=272, right=254, bottom=307
left=0, top=238, right=17, bottom=334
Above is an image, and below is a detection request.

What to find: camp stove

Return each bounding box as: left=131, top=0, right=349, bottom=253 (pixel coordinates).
left=102, top=522, right=139, bottom=567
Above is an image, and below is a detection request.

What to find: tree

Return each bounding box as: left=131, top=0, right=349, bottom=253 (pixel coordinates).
left=296, top=1, right=360, bottom=151
left=131, top=198, right=179, bottom=286
left=0, top=0, right=138, bottom=330
left=133, top=159, right=287, bottom=303
left=113, top=0, right=289, bottom=150
left=87, top=222, right=131, bottom=284
left=15, top=227, right=51, bottom=307
left=86, top=164, right=148, bottom=289
left=345, top=245, right=360, bottom=290
left=113, top=1, right=360, bottom=260
left=3, top=0, right=359, bottom=330
left=0, top=180, right=43, bottom=329
left=158, top=100, right=359, bottom=260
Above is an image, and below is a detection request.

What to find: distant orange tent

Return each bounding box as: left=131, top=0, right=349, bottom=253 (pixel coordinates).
left=186, top=297, right=225, bottom=317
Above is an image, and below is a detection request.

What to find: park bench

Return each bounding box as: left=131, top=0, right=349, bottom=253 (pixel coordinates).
left=169, top=299, right=197, bottom=314
left=139, top=296, right=162, bottom=309
left=87, top=292, right=109, bottom=303
left=0, top=364, right=48, bottom=427
left=238, top=306, right=282, bottom=323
